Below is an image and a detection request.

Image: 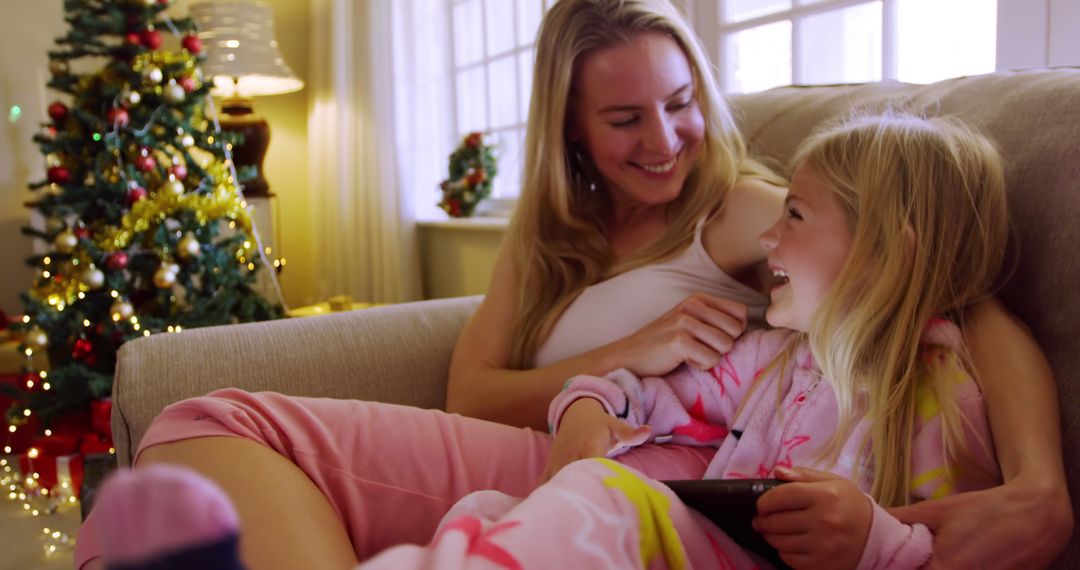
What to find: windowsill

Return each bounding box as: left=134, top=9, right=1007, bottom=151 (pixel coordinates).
left=416, top=216, right=510, bottom=232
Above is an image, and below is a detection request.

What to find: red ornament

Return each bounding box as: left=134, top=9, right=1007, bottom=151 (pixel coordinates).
left=170, top=164, right=188, bottom=180
left=126, top=185, right=148, bottom=206
left=47, top=166, right=70, bottom=184
left=465, top=168, right=487, bottom=186
left=181, top=34, right=203, bottom=55
left=74, top=226, right=90, bottom=239
left=179, top=76, right=197, bottom=93
left=106, top=252, right=130, bottom=270
left=135, top=153, right=157, bottom=172
left=107, top=107, right=130, bottom=128
left=465, top=132, right=483, bottom=148
left=448, top=198, right=462, bottom=217
left=47, top=101, right=69, bottom=124
left=140, top=29, right=162, bottom=50
left=125, top=32, right=141, bottom=47
left=72, top=338, right=94, bottom=361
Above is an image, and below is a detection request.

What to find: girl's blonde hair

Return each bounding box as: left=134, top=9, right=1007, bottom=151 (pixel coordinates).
left=506, top=0, right=780, bottom=368
left=798, top=113, right=1008, bottom=506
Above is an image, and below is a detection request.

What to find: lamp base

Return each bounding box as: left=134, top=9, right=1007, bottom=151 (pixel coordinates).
left=219, top=97, right=272, bottom=197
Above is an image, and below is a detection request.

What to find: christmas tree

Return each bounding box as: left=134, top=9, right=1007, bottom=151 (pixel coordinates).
left=6, top=0, right=281, bottom=447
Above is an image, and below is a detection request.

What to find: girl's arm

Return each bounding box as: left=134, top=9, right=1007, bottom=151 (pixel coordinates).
left=889, top=298, right=1073, bottom=567
left=446, top=243, right=751, bottom=431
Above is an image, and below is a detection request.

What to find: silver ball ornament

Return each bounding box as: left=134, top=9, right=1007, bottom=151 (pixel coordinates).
left=143, top=65, right=163, bottom=85
left=126, top=90, right=142, bottom=106
left=163, top=81, right=186, bottom=105
left=181, top=134, right=195, bottom=148
left=54, top=230, right=78, bottom=253
left=81, top=267, right=105, bottom=290
left=110, top=300, right=134, bottom=320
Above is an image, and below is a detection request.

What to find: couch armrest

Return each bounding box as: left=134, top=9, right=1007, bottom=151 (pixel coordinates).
left=111, top=296, right=482, bottom=466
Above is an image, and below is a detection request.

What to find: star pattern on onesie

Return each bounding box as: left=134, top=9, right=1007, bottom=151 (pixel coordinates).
left=435, top=516, right=523, bottom=570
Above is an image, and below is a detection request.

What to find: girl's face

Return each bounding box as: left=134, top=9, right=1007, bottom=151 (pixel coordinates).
left=570, top=32, right=706, bottom=212
left=759, top=163, right=855, bottom=332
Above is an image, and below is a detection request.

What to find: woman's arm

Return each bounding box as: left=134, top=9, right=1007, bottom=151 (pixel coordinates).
left=446, top=243, right=750, bottom=430
left=890, top=298, right=1073, bottom=567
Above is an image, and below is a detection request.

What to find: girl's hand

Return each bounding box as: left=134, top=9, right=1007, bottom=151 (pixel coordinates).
left=609, top=293, right=749, bottom=377
left=539, top=399, right=650, bottom=484
left=753, top=466, right=872, bottom=570
left=888, top=481, right=1073, bottom=569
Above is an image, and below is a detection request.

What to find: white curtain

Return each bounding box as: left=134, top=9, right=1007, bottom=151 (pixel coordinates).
left=308, top=0, right=453, bottom=302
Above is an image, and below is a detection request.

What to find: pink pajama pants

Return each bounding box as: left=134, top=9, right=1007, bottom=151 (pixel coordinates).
left=75, top=388, right=715, bottom=568
left=360, top=458, right=764, bottom=570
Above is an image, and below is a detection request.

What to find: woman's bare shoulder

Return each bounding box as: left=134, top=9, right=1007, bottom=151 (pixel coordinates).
left=701, top=177, right=788, bottom=272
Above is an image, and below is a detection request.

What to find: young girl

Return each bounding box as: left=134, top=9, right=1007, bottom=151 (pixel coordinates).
left=89, top=112, right=1008, bottom=570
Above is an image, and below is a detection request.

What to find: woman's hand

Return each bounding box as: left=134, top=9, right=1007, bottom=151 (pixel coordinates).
left=540, top=399, right=650, bottom=484
left=608, top=293, right=749, bottom=377
left=888, top=479, right=1073, bottom=569
left=754, top=467, right=873, bottom=570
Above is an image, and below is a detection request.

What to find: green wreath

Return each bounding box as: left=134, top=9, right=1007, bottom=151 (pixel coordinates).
left=438, top=132, right=498, bottom=218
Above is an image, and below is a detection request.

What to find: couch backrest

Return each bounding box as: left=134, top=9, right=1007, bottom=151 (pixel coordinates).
left=729, top=67, right=1080, bottom=565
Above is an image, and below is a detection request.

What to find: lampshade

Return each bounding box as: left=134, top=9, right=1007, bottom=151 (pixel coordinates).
left=190, top=2, right=304, bottom=98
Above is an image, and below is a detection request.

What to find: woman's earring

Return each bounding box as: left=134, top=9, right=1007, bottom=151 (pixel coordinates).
left=572, top=146, right=598, bottom=193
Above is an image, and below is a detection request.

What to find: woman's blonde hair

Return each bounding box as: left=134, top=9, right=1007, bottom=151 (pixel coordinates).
left=797, top=113, right=1008, bottom=507
left=507, top=0, right=777, bottom=368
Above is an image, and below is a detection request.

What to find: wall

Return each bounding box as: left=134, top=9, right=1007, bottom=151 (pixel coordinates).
left=0, top=0, right=314, bottom=317
left=418, top=221, right=504, bottom=299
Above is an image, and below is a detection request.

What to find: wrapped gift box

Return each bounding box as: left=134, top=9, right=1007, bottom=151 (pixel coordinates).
left=18, top=450, right=84, bottom=497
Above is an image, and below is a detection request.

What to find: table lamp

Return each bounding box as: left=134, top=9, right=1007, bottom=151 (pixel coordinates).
left=191, top=1, right=303, bottom=196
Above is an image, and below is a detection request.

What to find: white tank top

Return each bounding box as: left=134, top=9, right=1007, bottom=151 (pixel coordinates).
left=533, top=217, right=769, bottom=368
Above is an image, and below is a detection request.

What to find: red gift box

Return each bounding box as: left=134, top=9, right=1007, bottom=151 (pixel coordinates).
left=18, top=451, right=84, bottom=497
left=91, top=398, right=112, bottom=439
left=80, top=432, right=113, bottom=455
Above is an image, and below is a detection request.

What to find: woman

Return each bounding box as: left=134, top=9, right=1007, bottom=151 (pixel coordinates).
left=77, top=1, right=1070, bottom=569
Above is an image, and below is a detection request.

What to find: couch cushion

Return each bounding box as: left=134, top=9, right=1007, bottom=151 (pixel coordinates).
left=729, top=68, right=1080, bottom=566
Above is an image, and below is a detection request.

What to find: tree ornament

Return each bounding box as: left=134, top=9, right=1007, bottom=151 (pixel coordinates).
left=25, top=327, right=48, bottom=348
left=125, top=33, right=141, bottom=47
left=41, top=126, right=57, bottom=140
left=153, top=265, right=177, bottom=288
left=180, top=134, right=195, bottom=148
left=139, top=28, right=162, bottom=51
left=53, top=230, right=77, bottom=253
left=49, top=60, right=70, bottom=76
left=47, top=101, right=69, bottom=124
left=135, top=151, right=156, bottom=172
left=162, top=81, right=186, bottom=105
left=73, top=225, right=91, bottom=239
left=110, top=300, right=134, bottom=320
left=126, top=185, right=148, bottom=206
left=81, top=267, right=105, bottom=290
left=125, top=90, right=142, bottom=106
left=161, top=179, right=185, bottom=196
left=45, top=153, right=63, bottom=167
left=142, top=65, right=163, bottom=85
left=179, top=76, right=198, bottom=93
left=72, top=338, right=94, bottom=361
left=170, top=164, right=188, bottom=180
left=107, top=107, right=130, bottom=128
left=47, top=166, right=71, bottom=184
left=181, top=35, right=202, bottom=54
left=178, top=233, right=201, bottom=259
left=106, top=252, right=130, bottom=270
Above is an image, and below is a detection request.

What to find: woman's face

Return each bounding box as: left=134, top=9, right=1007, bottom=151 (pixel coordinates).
left=570, top=32, right=705, bottom=211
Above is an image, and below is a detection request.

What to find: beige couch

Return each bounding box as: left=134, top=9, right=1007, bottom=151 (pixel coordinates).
left=111, top=68, right=1080, bottom=565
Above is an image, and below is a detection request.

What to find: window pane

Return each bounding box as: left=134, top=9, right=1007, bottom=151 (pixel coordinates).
left=485, top=0, right=515, bottom=56
left=456, top=66, right=488, bottom=133
left=724, top=21, right=792, bottom=93
left=517, top=0, right=543, bottom=47
left=488, top=55, right=518, bottom=129
left=725, top=0, right=791, bottom=23
left=518, top=49, right=534, bottom=123
left=799, top=3, right=882, bottom=85
left=492, top=128, right=523, bottom=198
left=897, top=0, right=996, bottom=83
left=453, top=0, right=483, bottom=67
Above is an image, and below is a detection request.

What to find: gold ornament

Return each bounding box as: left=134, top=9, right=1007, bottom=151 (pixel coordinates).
left=153, top=265, right=177, bottom=288
left=161, top=179, right=185, bottom=196
left=126, top=90, right=142, bottom=106
left=178, top=233, right=201, bottom=259
left=110, top=300, right=134, bottom=320
left=143, top=65, right=163, bottom=86
left=49, top=60, right=69, bottom=76
left=181, top=134, right=195, bottom=148
left=54, top=230, right=77, bottom=253
left=163, top=81, right=186, bottom=104
left=25, top=327, right=48, bottom=348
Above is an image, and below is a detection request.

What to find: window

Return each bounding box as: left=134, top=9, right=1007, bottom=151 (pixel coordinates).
left=449, top=0, right=556, bottom=202
left=700, top=0, right=997, bottom=93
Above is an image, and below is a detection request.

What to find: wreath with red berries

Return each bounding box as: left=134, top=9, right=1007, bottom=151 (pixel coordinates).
left=438, top=132, right=498, bottom=218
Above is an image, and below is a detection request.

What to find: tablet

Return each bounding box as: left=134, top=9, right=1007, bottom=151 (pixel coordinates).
left=661, top=479, right=789, bottom=568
